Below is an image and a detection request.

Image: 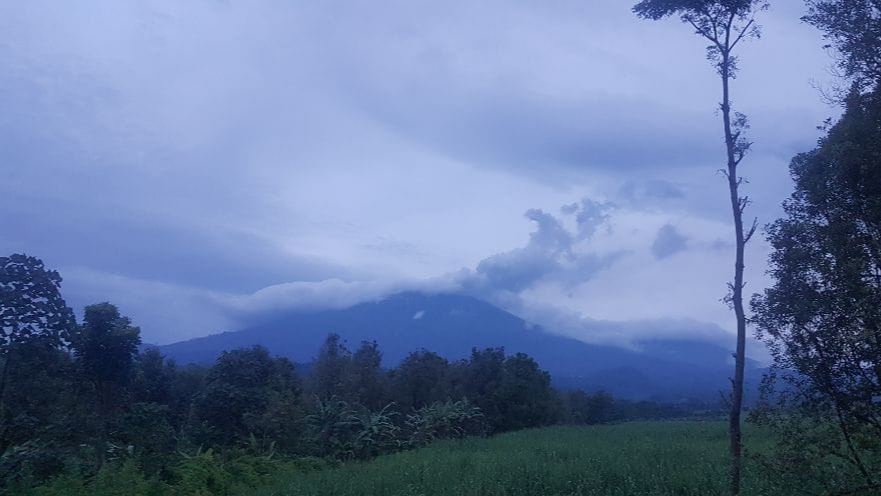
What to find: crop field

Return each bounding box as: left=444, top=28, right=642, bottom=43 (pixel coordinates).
left=255, top=421, right=785, bottom=496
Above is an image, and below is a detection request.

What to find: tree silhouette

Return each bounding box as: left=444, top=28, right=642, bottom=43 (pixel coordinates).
left=633, top=2, right=767, bottom=494
left=752, top=87, right=881, bottom=495
left=72, top=303, right=142, bottom=469
left=0, top=254, right=76, bottom=454
left=804, top=0, right=881, bottom=92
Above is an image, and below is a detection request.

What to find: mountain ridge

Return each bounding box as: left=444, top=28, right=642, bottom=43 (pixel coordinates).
left=157, top=291, right=760, bottom=401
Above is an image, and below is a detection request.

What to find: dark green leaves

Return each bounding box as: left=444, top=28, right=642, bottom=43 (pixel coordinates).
left=633, top=0, right=767, bottom=76
left=74, top=303, right=141, bottom=386
left=0, top=254, right=76, bottom=349
left=805, top=0, right=881, bottom=89
left=633, top=0, right=758, bottom=20
left=751, top=86, right=881, bottom=493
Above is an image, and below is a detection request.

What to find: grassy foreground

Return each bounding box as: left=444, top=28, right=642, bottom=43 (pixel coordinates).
left=255, top=421, right=781, bottom=496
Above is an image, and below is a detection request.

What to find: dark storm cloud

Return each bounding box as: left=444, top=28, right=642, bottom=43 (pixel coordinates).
left=350, top=83, right=828, bottom=190
left=0, top=206, right=350, bottom=293
left=619, top=179, right=686, bottom=202
left=460, top=202, right=623, bottom=296
left=317, top=0, right=831, bottom=186
left=350, top=88, right=723, bottom=180
left=472, top=209, right=572, bottom=293
left=651, top=224, right=689, bottom=259
left=0, top=81, right=351, bottom=294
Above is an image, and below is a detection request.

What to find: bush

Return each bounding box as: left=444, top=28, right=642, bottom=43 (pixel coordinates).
left=405, top=399, right=484, bottom=447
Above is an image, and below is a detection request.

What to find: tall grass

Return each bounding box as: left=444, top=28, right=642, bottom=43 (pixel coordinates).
left=254, top=421, right=787, bottom=496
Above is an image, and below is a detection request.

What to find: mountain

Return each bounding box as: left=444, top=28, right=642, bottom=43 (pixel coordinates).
left=157, top=292, right=761, bottom=401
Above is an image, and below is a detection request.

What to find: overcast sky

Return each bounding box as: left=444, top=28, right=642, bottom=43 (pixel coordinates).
left=0, top=1, right=838, bottom=353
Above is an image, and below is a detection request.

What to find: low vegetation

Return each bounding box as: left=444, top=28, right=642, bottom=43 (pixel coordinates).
left=18, top=421, right=809, bottom=496
left=260, top=422, right=768, bottom=496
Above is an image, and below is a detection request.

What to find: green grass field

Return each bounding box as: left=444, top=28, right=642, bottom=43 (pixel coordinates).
left=254, top=421, right=784, bottom=496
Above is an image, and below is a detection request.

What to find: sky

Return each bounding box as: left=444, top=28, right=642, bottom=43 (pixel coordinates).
left=0, top=0, right=840, bottom=355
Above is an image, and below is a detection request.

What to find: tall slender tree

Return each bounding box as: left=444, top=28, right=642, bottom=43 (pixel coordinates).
left=632, top=2, right=767, bottom=494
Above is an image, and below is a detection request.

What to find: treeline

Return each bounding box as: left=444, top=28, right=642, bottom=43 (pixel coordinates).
left=0, top=255, right=686, bottom=495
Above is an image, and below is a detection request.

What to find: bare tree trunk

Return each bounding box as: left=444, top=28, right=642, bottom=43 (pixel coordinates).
left=720, top=49, right=748, bottom=496
left=0, top=323, right=15, bottom=416
left=0, top=351, right=10, bottom=456
left=0, top=351, right=9, bottom=416
left=94, top=382, right=110, bottom=471
left=0, top=324, right=16, bottom=456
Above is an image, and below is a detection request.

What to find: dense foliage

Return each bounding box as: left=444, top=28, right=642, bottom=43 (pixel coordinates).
left=751, top=86, right=881, bottom=495
left=805, top=0, right=881, bottom=90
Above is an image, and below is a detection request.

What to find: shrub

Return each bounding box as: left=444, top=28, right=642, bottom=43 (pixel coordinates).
left=405, top=399, right=484, bottom=447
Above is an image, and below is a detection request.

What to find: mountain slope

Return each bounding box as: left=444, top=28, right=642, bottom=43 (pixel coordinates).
left=157, top=292, right=759, bottom=401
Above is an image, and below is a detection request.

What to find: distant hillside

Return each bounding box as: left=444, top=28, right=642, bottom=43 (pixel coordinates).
left=157, top=292, right=761, bottom=401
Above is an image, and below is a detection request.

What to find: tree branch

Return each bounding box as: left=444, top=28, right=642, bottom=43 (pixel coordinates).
left=744, top=217, right=758, bottom=244
left=686, top=17, right=722, bottom=49
left=730, top=18, right=756, bottom=51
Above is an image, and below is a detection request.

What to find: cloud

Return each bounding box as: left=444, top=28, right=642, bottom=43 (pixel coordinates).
left=217, top=277, right=454, bottom=320
left=507, top=297, right=772, bottom=363
left=513, top=298, right=733, bottom=348
left=320, top=0, right=832, bottom=186
left=562, top=198, right=614, bottom=239
left=60, top=267, right=458, bottom=344
left=470, top=209, right=572, bottom=293
left=60, top=267, right=235, bottom=345
left=651, top=224, right=689, bottom=259
left=352, top=87, right=725, bottom=182
left=3, top=207, right=353, bottom=294
left=54, top=193, right=771, bottom=363
left=457, top=201, right=623, bottom=298
left=619, top=179, right=686, bottom=205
